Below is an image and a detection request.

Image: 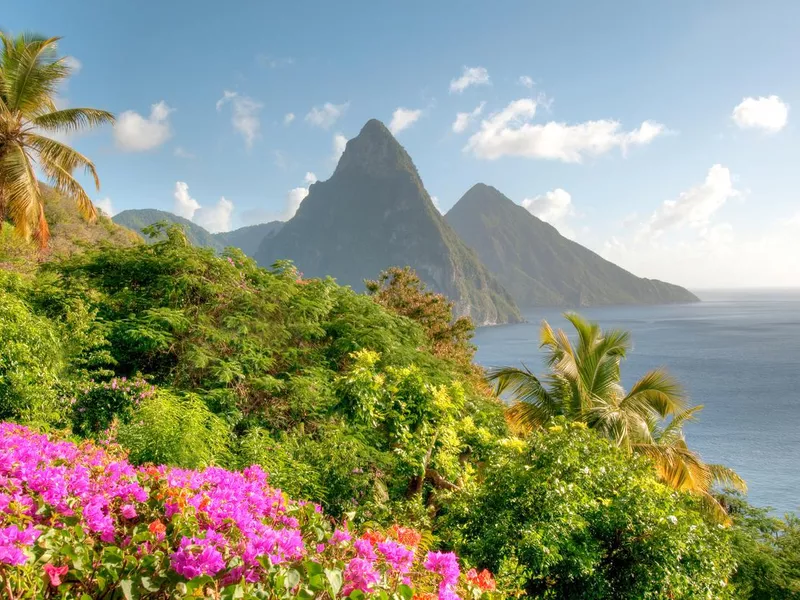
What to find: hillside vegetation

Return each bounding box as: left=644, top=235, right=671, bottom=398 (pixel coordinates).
left=2, top=228, right=796, bottom=598
left=0, top=186, right=140, bottom=273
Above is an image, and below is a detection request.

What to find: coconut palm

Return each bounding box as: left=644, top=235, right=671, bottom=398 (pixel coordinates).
left=0, top=32, right=114, bottom=247
left=488, top=312, right=745, bottom=521
left=635, top=406, right=747, bottom=524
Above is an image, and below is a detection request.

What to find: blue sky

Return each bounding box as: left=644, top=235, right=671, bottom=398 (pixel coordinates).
left=6, top=0, right=800, bottom=288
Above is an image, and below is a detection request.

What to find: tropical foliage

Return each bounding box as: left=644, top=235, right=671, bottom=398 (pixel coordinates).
left=0, top=422, right=499, bottom=600
left=441, top=421, right=735, bottom=599
left=0, top=32, right=113, bottom=247
left=488, top=313, right=745, bottom=521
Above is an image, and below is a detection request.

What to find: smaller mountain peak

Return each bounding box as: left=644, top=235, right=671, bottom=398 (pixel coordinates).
left=452, top=183, right=513, bottom=212
left=333, top=119, right=417, bottom=178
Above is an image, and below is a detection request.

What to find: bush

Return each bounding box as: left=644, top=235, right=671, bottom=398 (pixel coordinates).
left=71, top=376, right=155, bottom=436
left=0, top=292, right=64, bottom=425
left=0, top=423, right=502, bottom=600
left=116, top=390, right=233, bottom=469
left=723, top=491, right=800, bottom=599
left=441, top=421, right=735, bottom=599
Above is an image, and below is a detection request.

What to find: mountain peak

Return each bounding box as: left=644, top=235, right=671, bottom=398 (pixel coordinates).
left=446, top=185, right=699, bottom=308
left=334, top=119, right=416, bottom=177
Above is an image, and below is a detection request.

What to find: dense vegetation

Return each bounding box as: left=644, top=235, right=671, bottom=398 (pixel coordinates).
left=1, top=229, right=797, bottom=597
left=1, top=31, right=798, bottom=599
left=446, top=183, right=698, bottom=307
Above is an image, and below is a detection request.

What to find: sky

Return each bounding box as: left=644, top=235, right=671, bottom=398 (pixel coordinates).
left=5, top=0, right=800, bottom=289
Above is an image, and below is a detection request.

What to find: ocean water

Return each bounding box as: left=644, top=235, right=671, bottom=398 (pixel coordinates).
left=472, top=289, right=800, bottom=515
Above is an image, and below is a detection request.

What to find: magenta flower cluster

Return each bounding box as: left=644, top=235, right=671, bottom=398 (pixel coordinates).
left=0, top=423, right=495, bottom=599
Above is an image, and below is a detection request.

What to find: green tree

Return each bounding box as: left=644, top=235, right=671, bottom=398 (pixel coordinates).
left=0, top=32, right=113, bottom=246
left=0, top=287, right=64, bottom=424
left=489, top=312, right=744, bottom=520
left=441, top=421, right=736, bottom=599
left=366, top=266, right=476, bottom=366
left=722, top=491, right=800, bottom=599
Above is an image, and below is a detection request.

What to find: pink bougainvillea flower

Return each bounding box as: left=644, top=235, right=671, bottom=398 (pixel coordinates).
left=43, top=564, right=69, bottom=587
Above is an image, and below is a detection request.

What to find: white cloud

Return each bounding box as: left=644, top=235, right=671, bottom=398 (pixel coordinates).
left=216, top=91, right=263, bottom=148
left=465, top=98, right=665, bottom=162
left=285, top=188, right=309, bottom=218
left=173, top=182, right=201, bottom=219
left=283, top=172, right=318, bottom=219
left=732, top=95, right=789, bottom=133
left=173, top=181, right=234, bottom=232
left=600, top=216, right=800, bottom=288
left=62, top=56, right=82, bottom=75
left=431, top=196, right=443, bottom=214
left=452, top=101, right=486, bottom=133
left=518, top=75, right=534, bottom=89
left=194, top=197, right=234, bottom=233
left=449, top=66, right=490, bottom=94
left=522, top=188, right=574, bottom=222
left=638, top=165, right=738, bottom=236
left=95, top=197, right=113, bottom=217
left=284, top=112, right=295, bottom=126
left=174, top=146, right=194, bottom=159
left=114, top=101, right=173, bottom=152
left=389, top=107, right=423, bottom=134
left=332, top=133, right=348, bottom=164
left=591, top=165, right=800, bottom=288
left=305, top=102, right=349, bottom=129
left=521, top=188, right=576, bottom=237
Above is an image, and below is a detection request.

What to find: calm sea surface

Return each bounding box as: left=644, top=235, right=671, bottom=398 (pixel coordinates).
left=472, top=289, right=800, bottom=515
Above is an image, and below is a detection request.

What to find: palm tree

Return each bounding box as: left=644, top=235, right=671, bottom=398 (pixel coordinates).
left=635, top=406, right=746, bottom=524
left=488, top=312, right=745, bottom=521
left=0, top=32, right=114, bottom=247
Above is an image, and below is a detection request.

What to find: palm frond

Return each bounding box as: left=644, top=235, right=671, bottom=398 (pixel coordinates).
left=26, top=133, right=102, bottom=189
left=621, top=368, right=686, bottom=418
left=699, top=492, right=733, bottom=526
left=1, top=141, right=41, bottom=241
left=486, top=364, right=562, bottom=432
left=39, top=158, right=97, bottom=222
left=32, top=107, right=115, bottom=133
left=656, top=405, right=703, bottom=447
left=4, top=35, right=65, bottom=113
left=707, top=463, right=747, bottom=493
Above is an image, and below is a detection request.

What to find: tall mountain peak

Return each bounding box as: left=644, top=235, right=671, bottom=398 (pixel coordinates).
left=255, top=122, right=522, bottom=325
left=334, top=119, right=417, bottom=178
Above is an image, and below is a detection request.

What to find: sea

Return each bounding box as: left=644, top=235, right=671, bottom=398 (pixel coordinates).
left=472, top=289, right=800, bottom=515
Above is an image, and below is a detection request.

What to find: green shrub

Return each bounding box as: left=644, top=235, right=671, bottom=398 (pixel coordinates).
left=116, top=389, right=233, bottom=468
left=723, top=491, right=800, bottom=599
left=0, top=291, right=64, bottom=425
left=441, top=421, right=735, bottom=599
left=71, top=376, right=155, bottom=436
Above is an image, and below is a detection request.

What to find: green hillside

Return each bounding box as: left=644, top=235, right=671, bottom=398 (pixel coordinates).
left=0, top=186, right=140, bottom=272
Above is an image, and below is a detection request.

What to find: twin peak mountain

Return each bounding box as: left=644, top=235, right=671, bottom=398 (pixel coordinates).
left=119, top=119, right=698, bottom=325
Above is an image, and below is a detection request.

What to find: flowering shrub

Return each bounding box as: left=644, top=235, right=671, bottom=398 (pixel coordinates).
left=0, top=423, right=500, bottom=599
left=71, top=377, right=156, bottom=436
